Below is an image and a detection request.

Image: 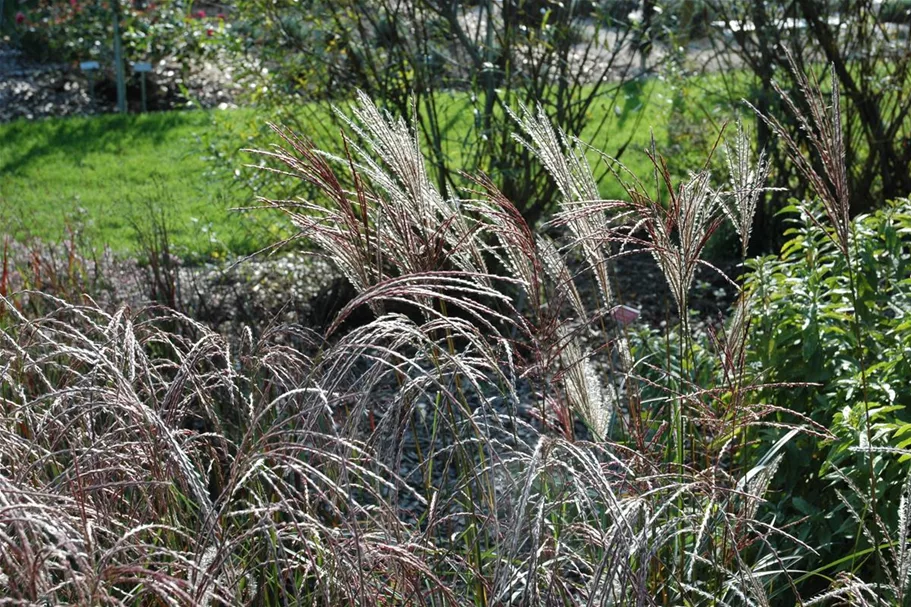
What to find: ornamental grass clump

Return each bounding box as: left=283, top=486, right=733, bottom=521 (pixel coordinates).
left=3, top=85, right=898, bottom=605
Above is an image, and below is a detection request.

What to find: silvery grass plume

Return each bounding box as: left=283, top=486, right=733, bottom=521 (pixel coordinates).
left=710, top=295, right=752, bottom=384
left=747, top=49, right=851, bottom=256
left=315, top=309, right=517, bottom=474
left=722, top=120, right=773, bottom=256
left=487, top=435, right=804, bottom=606
left=803, top=572, right=884, bottom=607
left=631, top=153, right=725, bottom=322
left=556, top=325, right=616, bottom=441
left=251, top=91, right=489, bottom=309
left=458, top=174, right=543, bottom=320
left=0, top=297, right=235, bottom=604
left=337, top=91, right=488, bottom=278
left=465, top=175, right=602, bottom=415
left=0, top=295, right=466, bottom=605
left=510, top=103, right=623, bottom=312
left=506, top=104, right=637, bottom=435
left=536, top=235, right=588, bottom=324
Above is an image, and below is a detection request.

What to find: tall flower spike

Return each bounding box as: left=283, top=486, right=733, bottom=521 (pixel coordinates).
left=722, top=120, right=771, bottom=256
left=642, top=167, right=724, bottom=321
left=511, top=104, right=616, bottom=310
left=558, top=326, right=615, bottom=440
left=466, top=176, right=541, bottom=304
left=747, top=49, right=851, bottom=255
left=336, top=91, right=488, bottom=279
left=254, top=92, right=489, bottom=308
left=537, top=236, right=587, bottom=323
left=509, top=104, right=600, bottom=205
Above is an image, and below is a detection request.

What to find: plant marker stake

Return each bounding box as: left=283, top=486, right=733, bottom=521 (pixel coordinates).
left=133, top=62, right=152, bottom=112
left=112, top=0, right=126, bottom=113
left=611, top=305, right=640, bottom=326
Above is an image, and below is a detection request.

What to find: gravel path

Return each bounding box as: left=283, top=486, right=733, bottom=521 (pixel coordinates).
left=0, top=45, right=90, bottom=122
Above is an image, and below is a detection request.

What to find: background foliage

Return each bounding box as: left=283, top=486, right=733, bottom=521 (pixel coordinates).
left=743, top=199, right=911, bottom=584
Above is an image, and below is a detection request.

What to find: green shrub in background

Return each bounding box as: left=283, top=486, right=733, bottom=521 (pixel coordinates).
left=881, top=0, right=911, bottom=23
left=10, top=0, right=224, bottom=67
left=744, top=199, right=911, bottom=586
left=223, top=0, right=655, bottom=227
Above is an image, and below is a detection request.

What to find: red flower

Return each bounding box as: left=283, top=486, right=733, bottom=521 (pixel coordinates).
left=216, top=13, right=225, bottom=20
left=69, top=0, right=77, bottom=7
left=196, top=10, right=206, bottom=18
left=206, top=27, right=213, bottom=36
left=15, top=11, right=25, bottom=24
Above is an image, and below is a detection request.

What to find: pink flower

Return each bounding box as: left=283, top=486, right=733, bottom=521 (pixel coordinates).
left=216, top=13, right=225, bottom=20
left=196, top=10, right=206, bottom=18
left=69, top=0, right=78, bottom=7
left=15, top=11, right=25, bottom=24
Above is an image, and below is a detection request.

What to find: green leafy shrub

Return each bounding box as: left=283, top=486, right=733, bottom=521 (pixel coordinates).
left=12, top=0, right=224, bottom=66
left=744, top=199, right=911, bottom=580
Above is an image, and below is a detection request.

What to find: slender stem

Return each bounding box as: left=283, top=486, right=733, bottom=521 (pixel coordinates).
left=843, top=224, right=881, bottom=572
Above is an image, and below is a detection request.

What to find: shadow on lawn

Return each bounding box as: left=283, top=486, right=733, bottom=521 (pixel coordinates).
left=0, top=111, right=207, bottom=176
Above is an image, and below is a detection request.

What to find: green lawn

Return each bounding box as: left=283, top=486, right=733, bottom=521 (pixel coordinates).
left=0, top=78, right=729, bottom=259
left=0, top=110, right=269, bottom=258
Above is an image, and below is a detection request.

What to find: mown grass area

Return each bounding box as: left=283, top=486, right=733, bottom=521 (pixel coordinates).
left=0, top=109, right=274, bottom=259
left=0, top=78, right=725, bottom=259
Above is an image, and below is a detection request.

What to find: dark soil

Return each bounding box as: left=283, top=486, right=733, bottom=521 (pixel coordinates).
left=610, top=251, right=740, bottom=328
left=172, top=244, right=741, bottom=342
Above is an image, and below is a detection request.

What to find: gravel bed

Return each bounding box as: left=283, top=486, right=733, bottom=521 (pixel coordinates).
left=0, top=43, right=240, bottom=122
